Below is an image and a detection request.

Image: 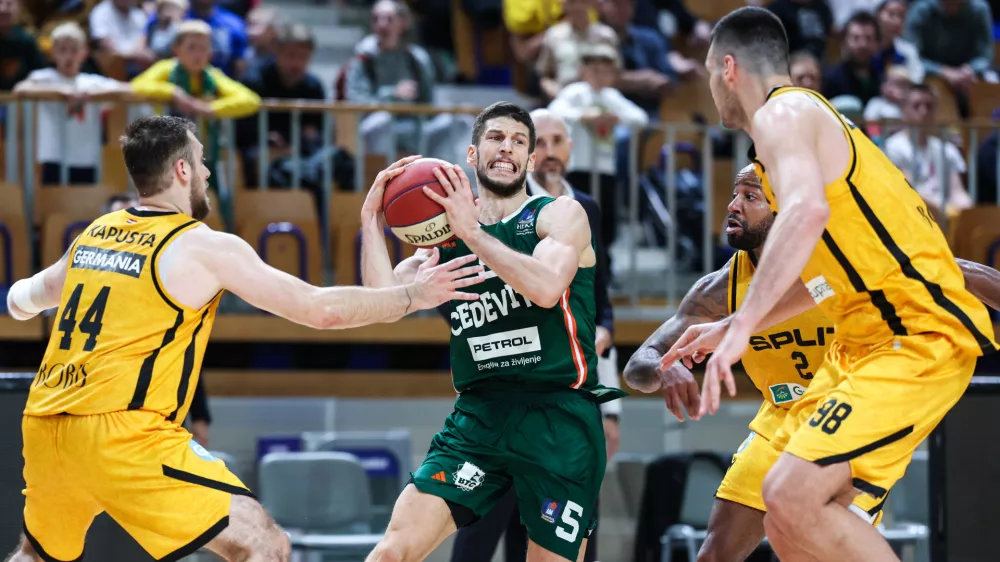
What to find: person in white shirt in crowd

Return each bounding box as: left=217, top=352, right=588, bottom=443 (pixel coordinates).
left=875, top=0, right=924, bottom=84
left=548, top=43, right=647, bottom=254
left=147, top=0, right=187, bottom=59
left=883, top=82, right=973, bottom=219
left=89, top=0, right=155, bottom=77
left=864, top=64, right=909, bottom=122
left=14, top=23, right=131, bottom=185
left=536, top=0, right=619, bottom=101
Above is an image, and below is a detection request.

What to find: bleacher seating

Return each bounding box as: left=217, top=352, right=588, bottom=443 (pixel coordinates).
left=235, top=190, right=323, bottom=286
left=0, top=184, right=31, bottom=287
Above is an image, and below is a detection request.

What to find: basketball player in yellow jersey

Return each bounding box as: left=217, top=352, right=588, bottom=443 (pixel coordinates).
left=660, top=7, right=998, bottom=561
left=628, top=166, right=1000, bottom=562
left=5, top=116, right=484, bottom=562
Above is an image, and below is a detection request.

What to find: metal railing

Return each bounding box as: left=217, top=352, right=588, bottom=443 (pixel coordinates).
left=2, top=91, right=999, bottom=316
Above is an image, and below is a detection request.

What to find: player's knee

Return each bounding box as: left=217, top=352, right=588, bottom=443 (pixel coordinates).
left=762, top=464, right=805, bottom=526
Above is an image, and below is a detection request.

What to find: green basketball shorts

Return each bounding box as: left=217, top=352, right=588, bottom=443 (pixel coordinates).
left=411, top=388, right=606, bottom=561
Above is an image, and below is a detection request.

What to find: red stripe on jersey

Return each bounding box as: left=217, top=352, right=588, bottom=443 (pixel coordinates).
left=560, top=289, right=587, bottom=388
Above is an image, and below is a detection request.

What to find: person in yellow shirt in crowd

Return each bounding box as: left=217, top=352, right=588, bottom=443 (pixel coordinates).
left=131, top=19, right=260, bottom=191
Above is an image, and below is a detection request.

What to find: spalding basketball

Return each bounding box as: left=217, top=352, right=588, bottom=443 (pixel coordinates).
left=383, top=157, right=456, bottom=248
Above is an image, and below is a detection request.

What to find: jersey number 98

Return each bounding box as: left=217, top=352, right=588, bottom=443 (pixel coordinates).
left=808, top=398, right=852, bottom=435
left=58, top=283, right=110, bottom=352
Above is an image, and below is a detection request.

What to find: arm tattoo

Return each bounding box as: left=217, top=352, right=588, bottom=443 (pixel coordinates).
left=623, top=263, right=731, bottom=390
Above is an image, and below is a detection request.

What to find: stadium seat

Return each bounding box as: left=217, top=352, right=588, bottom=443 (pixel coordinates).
left=969, top=82, right=1000, bottom=120
left=234, top=190, right=323, bottom=285
left=34, top=185, right=115, bottom=225
left=41, top=213, right=93, bottom=267
left=925, top=76, right=960, bottom=124
left=259, top=452, right=382, bottom=556
left=0, top=183, right=31, bottom=286
left=203, top=190, right=225, bottom=232
left=949, top=206, right=1000, bottom=260
left=660, top=455, right=727, bottom=562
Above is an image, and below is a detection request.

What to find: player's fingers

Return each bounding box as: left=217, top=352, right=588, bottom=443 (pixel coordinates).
left=422, top=186, right=449, bottom=206
left=692, top=351, right=706, bottom=364
left=444, top=166, right=464, bottom=192
left=685, top=380, right=702, bottom=421
left=451, top=274, right=486, bottom=288
left=661, top=329, right=697, bottom=368
left=698, top=371, right=713, bottom=418
left=448, top=265, right=485, bottom=280
left=418, top=246, right=440, bottom=270
left=723, top=365, right=737, bottom=397
left=432, top=168, right=457, bottom=193
left=438, top=253, right=478, bottom=271
left=708, top=362, right=722, bottom=414
left=388, top=154, right=422, bottom=170
left=454, top=165, right=473, bottom=190
left=450, top=291, right=481, bottom=301
left=663, top=387, right=682, bottom=422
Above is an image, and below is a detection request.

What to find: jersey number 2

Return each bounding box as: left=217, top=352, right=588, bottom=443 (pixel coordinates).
left=58, top=284, right=110, bottom=352
left=791, top=351, right=813, bottom=380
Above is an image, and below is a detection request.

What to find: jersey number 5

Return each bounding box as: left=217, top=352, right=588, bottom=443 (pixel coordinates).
left=555, top=501, right=584, bottom=543
left=58, top=283, right=110, bottom=352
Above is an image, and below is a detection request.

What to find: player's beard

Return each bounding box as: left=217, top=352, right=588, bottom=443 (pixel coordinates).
left=727, top=212, right=775, bottom=250
left=189, top=176, right=211, bottom=221
left=476, top=159, right=527, bottom=199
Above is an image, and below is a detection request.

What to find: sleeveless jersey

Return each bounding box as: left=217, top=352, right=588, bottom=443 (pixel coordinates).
left=729, top=250, right=834, bottom=439
left=24, top=208, right=222, bottom=421
left=442, top=195, right=602, bottom=394
left=751, top=86, right=996, bottom=355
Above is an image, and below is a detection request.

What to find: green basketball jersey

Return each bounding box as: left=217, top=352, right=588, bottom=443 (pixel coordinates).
left=440, top=195, right=603, bottom=394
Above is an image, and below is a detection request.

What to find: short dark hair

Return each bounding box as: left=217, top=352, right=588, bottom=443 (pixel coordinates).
left=876, top=0, right=905, bottom=15
left=120, top=116, right=197, bottom=198
left=845, top=10, right=881, bottom=42
left=275, top=22, right=315, bottom=49
left=471, top=101, right=536, bottom=153
left=907, top=82, right=937, bottom=100
left=711, top=6, right=789, bottom=76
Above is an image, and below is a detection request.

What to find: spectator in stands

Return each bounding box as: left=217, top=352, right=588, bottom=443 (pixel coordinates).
left=766, top=0, right=833, bottom=60
left=147, top=0, right=186, bottom=59
left=536, top=0, right=618, bottom=101
left=597, top=0, right=674, bottom=117
left=790, top=50, right=823, bottom=91
left=905, top=0, right=996, bottom=94
left=634, top=0, right=711, bottom=47
left=239, top=22, right=324, bottom=187
left=241, top=4, right=279, bottom=79
left=823, top=11, right=883, bottom=106
left=132, top=20, right=260, bottom=188
left=89, top=0, right=156, bottom=77
left=864, top=64, right=909, bottom=122
left=875, top=0, right=925, bottom=83
left=0, top=0, right=46, bottom=91
left=884, top=83, right=974, bottom=219
left=503, top=0, right=565, bottom=66
left=146, top=0, right=247, bottom=76
left=831, top=0, right=882, bottom=30
left=14, top=23, right=132, bottom=185
left=344, top=0, right=456, bottom=158
left=548, top=43, right=648, bottom=249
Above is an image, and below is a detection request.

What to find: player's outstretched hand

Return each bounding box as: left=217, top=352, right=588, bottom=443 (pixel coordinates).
left=660, top=317, right=731, bottom=371
left=661, top=362, right=701, bottom=422
left=426, top=165, right=480, bottom=240
left=361, top=155, right=423, bottom=225
left=408, top=247, right=485, bottom=310
left=698, top=322, right=752, bottom=417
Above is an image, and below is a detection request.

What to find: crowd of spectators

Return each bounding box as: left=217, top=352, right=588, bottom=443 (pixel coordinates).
left=3, top=0, right=1000, bottom=225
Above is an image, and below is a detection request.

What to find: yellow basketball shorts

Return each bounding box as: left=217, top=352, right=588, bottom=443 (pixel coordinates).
left=21, top=410, right=252, bottom=562
left=773, top=333, right=975, bottom=511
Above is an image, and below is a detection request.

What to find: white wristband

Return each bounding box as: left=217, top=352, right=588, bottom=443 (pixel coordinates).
left=9, top=277, right=43, bottom=319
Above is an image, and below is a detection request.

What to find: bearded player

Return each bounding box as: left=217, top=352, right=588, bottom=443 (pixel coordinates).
left=359, top=101, right=626, bottom=562
left=661, top=7, right=997, bottom=562
left=626, top=165, right=1000, bottom=562
left=5, top=116, right=483, bottom=562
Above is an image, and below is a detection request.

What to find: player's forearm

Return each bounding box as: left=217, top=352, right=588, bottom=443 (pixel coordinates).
left=735, top=203, right=828, bottom=333
left=463, top=229, right=565, bottom=308
left=754, top=281, right=817, bottom=332
left=624, top=316, right=693, bottom=392
left=958, top=258, right=1000, bottom=311
left=312, top=284, right=414, bottom=329
left=360, top=219, right=401, bottom=288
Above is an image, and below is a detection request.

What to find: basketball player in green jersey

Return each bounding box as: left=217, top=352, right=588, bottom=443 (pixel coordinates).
left=359, top=101, right=626, bottom=562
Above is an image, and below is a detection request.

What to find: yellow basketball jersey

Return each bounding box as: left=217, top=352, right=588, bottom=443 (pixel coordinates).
left=24, top=209, right=221, bottom=421
left=751, top=86, right=996, bottom=356
left=729, top=250, right=834, bottom=438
